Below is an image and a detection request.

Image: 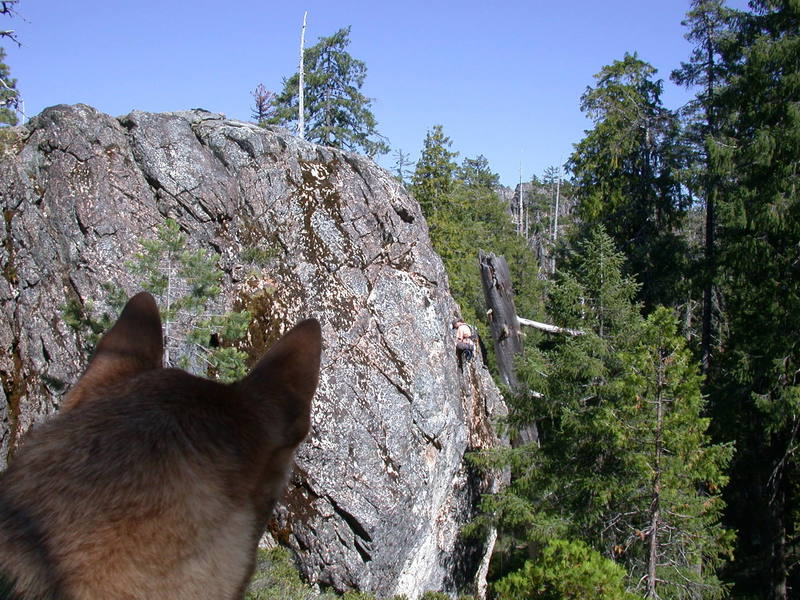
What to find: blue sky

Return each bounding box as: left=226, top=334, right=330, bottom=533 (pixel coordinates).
left=4, top=1, right=749, bottom=187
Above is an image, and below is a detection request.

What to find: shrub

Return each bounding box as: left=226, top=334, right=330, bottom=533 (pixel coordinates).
left=246, top=547, right=318, bottom=600
left=492, top=539, right=641, bottom=600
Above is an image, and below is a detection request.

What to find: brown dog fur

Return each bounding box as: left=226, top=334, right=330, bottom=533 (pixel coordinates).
left=0, top=292, right=321, bottom=599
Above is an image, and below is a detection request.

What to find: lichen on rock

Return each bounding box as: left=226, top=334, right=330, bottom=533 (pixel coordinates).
left=0, top=104, right=506, bottom=599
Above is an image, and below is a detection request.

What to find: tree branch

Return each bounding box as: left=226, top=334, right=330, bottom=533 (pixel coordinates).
left=517, top=316, right=584, bottom=336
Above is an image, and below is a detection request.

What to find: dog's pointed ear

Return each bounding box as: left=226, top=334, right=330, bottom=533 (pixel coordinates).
left=240, top=319, right=321, bottom=447
left=63, top=292, right=163, bottom=411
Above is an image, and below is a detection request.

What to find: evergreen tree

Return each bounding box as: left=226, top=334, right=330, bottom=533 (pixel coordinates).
left=0, top=47, right=18, bottom=126
left=63, top=219, right=251, bottom=383
left=456, top=154, right=500, bottom=189
left=671, top=0, right=738, bottom=371
left=410, top=124, right=458, bottom=216
left=618, top=307, right=733, bottom=599
left=251, top=83, right=275, bottom=125
left=267, top=26, right=389, bottom=157
left=518, top=167, right=575, bottom=275
left=568, top=53, right=688, bottom=309
left=409, top=131, right=542, bottom=364
left=522, top=174, right=552, bottom=244
left=475, top=228, right=731, bottom=599
left=493, top=539, right=640, bottom=600
left=705, top=2, right=800, bottom=596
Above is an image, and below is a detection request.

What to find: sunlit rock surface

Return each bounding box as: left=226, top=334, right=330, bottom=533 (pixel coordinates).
left=0, top=104, right=506, bottom=598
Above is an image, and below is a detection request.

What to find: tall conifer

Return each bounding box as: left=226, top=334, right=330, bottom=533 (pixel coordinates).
left=568, top=54, right=687, bottom=309
left=708, top=2, right=800, bottom=596
left=476, top=228, right=731, bottom=599
left=268, top=27, right=389, bottom=157
left=410, top=125, right=458, bottom=217
left=672, top=0, right=737, bottom=371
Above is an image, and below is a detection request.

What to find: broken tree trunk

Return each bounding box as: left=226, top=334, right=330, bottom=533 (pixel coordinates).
left=479, top=251, right=538, bottom=446
left=298, top=11, right=307, bottom=140
left=479, top=250, right=522, bottom=389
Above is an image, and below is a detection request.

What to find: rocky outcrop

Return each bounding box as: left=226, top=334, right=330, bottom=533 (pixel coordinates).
left=0, top=104, right=506, bottom=599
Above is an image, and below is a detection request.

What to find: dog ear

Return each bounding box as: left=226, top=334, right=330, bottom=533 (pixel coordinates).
left=239, top=319, right=321, bottom=447
left=62, top=292, right=163, bottom=410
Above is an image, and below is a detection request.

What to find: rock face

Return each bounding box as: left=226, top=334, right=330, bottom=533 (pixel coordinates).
left=0, top=105, right=506, bottom=598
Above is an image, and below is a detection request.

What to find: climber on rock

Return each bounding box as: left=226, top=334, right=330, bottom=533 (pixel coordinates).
left=452, top=319, right=476, bottom=368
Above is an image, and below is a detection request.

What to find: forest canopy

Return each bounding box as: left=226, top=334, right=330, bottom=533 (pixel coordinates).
left=396, top=2, right=800, bottom=598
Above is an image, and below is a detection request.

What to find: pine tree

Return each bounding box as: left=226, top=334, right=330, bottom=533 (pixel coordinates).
left=267, top=26, right=389, bottom=157
left=671, top=0, right=738, bottom=371
left=391, top=148, right=413, bottom=184
left=409, top=130, right=542, bottom=362
left=251, top=83, right=275, bottom=125
left=410, top=125, right=458, bottom=217
left=706, top=2, right=800, bottom=596
left=568, top=53, right=688, bottom=309
left=0, top=47, right=18, bottom=126
left=474, top=228, right=731, bottom=599
left=617, top=307, right=733, bottom=599
left=63, top=219, right=251, bottom=383
left=493, top=539, right=640, bottom=600
left=456, top=154, right=499, bottom=189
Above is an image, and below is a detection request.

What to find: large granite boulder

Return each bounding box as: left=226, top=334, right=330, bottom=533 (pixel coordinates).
left=0, top=104, right=506, bottom=598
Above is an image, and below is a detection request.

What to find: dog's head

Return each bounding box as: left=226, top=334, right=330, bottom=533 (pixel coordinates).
left=0, top=292, right=322, bottom=599
left=65, top=292, right=321, bottom=448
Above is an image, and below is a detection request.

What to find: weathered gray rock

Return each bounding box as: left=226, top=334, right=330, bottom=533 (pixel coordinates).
left=0, top=104, right=506, bottom=599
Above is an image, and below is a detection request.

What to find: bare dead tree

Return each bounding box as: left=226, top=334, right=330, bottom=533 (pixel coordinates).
left=250, top=83, right=275, bottom=123
left=517, top=316, right=583, bottom=336
left=298, top=11, right=307, bottom=139
left=0, top=0, right=20, bottom=46
left=479, top=250, right=539, bottom=446
left=392, top=148, right=413, bottom=184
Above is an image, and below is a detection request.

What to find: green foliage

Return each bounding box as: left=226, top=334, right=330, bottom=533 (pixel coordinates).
left=61, top=284, right=128, bottom=355
left=340, top=592, right=407, bottom=600
left=476, top=228, right=731, bottom=599
left=410, top=131, right=543, bottom=366
left=391, top=148, right=414, bottom=184
left=469, top=3, right=798, bottom=596
left=245, top=547, right=320, bottom=600
left=268, top=26, right=389, bottom=157
left=670, top=0, right=739, bottom=368
left=615, top=307, right=734, bottom=599
left=410, top=125, right=459, bottom=216
left=0, top=47, right=19, bottom=126
left=63, top=219, right=251, bottom=383
left=61, top=299, right=110, bottom=352
left=513, top=167, right=576, bottom=277
left=241, top=245, right=281, bottom=267
left=457, top=155, right=500, bottom=190
left=244, top=546, right=342, bottom=600
left=244, top=547, right=414, bottom=600
left=699, top=1, right=800, bottom=594
left=492, top=539, right=641, bottom=600
left=127, top=219, right=251, bottom=382
left=568, top=53, right=688, bottom=309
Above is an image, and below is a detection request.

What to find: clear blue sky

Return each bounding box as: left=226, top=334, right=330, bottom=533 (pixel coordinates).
left=4, top=1, right=749, bottom=187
